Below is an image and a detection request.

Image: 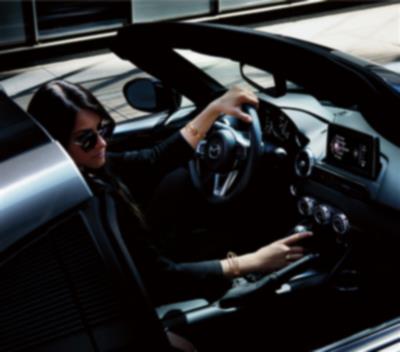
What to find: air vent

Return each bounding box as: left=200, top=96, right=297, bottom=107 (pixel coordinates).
left=295, top=148, right=314, bottom=177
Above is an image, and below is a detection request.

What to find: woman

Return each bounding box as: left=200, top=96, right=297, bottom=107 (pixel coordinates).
left=28, top=80, right=311, bottom=304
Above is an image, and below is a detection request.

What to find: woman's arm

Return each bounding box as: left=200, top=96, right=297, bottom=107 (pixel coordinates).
left=180, top=86, right=258, bottom=149
left=108, top=86, right=258, bottom=178
left=141, top=232, right=312, bottom=303
left=220, top=232, right=313, bottom=278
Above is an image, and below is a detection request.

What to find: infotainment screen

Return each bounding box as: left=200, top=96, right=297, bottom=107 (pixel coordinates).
left=326, top=124, right=380, bottom=179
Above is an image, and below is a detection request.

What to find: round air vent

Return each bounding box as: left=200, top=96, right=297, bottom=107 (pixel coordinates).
left=294, top=148, right=314, bottom=177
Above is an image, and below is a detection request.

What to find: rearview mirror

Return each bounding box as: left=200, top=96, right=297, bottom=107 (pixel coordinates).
left=240, top=63, right=287, bottom=97
left=123, top=78, right=182, bottom=113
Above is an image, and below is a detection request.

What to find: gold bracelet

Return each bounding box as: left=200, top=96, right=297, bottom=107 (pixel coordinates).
left=227, top=251, right=240, bottom=277
left=185, top=122, right=205, bottom=139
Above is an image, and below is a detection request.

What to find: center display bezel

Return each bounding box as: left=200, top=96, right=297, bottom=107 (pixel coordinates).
left=325, top=124, right=380, bottom=179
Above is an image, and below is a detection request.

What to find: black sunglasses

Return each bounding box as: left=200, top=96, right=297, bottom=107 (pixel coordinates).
left=73, top=122, right=114, bottom=152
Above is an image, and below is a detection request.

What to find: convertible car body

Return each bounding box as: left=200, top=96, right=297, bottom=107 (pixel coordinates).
left=2, top=22, right=400, bottom=351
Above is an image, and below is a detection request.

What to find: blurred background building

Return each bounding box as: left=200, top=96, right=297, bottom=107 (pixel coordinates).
left=1, top=0, right=398, bottom=121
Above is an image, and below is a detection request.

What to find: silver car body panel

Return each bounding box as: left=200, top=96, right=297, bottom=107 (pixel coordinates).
left=0, top=141, right=92, bottom=252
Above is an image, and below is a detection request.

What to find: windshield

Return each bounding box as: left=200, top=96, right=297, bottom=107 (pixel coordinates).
left=176, top=49, right=255, bottom=90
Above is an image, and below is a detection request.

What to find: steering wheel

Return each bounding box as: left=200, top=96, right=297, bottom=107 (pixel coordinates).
left=189, top=105, right=263, bottom=203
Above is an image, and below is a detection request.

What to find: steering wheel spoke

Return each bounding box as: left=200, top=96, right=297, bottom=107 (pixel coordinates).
left=236, top=144, right=248, bottom=161
left=212, top=171, right=239, bottom=198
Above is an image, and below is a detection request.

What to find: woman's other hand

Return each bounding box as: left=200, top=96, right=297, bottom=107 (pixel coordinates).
left=249, top=232, right=313, bottom=273
left=221, top=232, right=313, bottom=278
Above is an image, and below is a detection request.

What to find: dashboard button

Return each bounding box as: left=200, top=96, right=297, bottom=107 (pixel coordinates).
left=289, top=184, right=297, bottom=197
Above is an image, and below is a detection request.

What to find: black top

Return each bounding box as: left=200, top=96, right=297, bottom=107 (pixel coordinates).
left=87, top=132, right=231, bottom=305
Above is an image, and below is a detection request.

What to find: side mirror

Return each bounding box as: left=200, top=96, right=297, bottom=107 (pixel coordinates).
left=123, top=78, right=182, bottom=113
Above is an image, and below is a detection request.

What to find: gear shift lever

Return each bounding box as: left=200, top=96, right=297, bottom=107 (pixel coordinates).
left=289, top=223, right=316, bottom=250
left=292, top=224, right=311, bottom=233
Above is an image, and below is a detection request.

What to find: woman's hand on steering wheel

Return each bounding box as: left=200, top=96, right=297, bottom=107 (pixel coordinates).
left=206, top=85, right=259, bottom=124
left=187, top=87, right=262, bottom=203
left=181, top=86, right=258, bottom=149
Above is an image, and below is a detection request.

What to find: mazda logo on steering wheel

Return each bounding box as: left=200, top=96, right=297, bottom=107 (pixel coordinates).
left=208, top=144, right=222, bottom=159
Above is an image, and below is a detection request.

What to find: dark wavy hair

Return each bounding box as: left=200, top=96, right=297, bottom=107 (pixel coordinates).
left=28, top=80, right=147, bottom=228
left=28, top=80, right=114, bottom=148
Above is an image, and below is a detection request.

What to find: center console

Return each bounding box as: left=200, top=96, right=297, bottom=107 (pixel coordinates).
left=293, top=123, right=383, bottom=245
left=286, top=124, right=385, bottom=293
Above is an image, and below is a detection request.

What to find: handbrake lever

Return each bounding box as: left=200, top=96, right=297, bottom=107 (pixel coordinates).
left=219, top=253, right=320, bottom=308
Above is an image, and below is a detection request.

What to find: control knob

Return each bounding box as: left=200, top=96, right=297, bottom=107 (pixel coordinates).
left=332, top=213, right=350, bottom=235
left=297, top=197, right=316, bottom=216
left=313, top=204, right=332, bottom=225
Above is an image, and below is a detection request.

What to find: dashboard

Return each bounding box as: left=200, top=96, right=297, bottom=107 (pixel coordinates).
left=258, top=92, right=400, bottom=243
left=261, top=102, right=308, bottom=149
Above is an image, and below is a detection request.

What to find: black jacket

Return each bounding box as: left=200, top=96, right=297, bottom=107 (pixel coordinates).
left=87, top=132, right=231, bottom=305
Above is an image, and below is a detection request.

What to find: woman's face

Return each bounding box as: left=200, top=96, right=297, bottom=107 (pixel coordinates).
left=68, top=109, right=107, bottom=169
